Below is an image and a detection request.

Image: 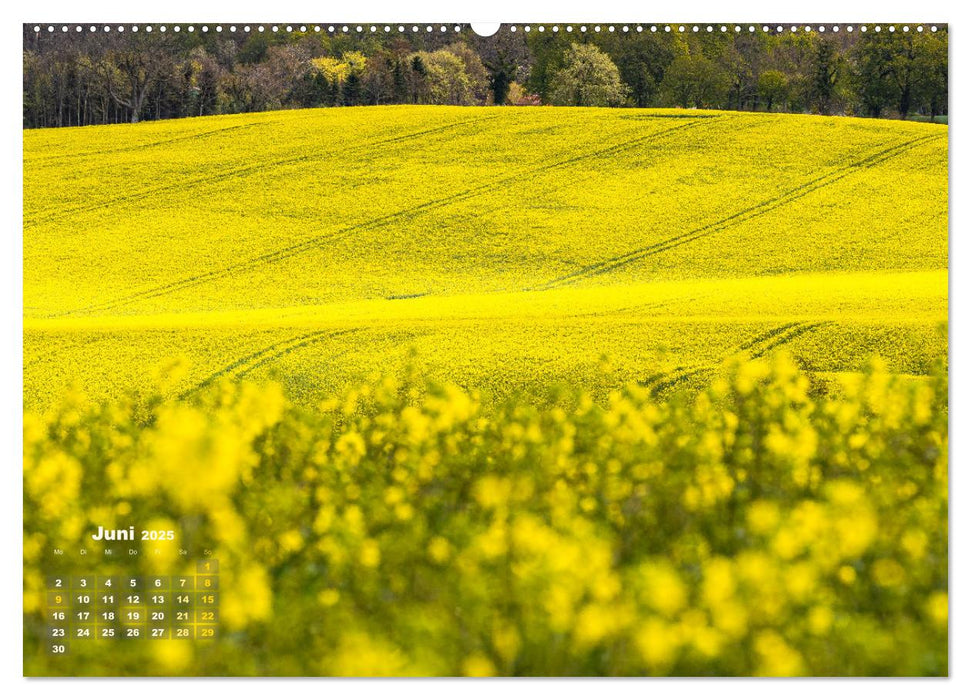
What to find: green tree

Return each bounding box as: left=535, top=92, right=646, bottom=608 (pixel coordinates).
left=609, top=34, right=675, bottom=108
left=408, top=50, right=480, bottom=105
left=766, top=33, right=816, bottom=113
left=851, top=34, right=897, bottom=118
left=757, top=70, right=789, bottom=111
left=728, top=31, right=773, bottom=111
left=485, top=55, right=516, bottom=105
left=474, top=30, right=530, bottom=105
left=183, top=47, right=224, bottom=116
left=18, top=24, right=950, bottom=126
left=446, top=43, right=489, bottom=104
left=361, top=50, right=399, bottom=105
left=890, top=35, right=920, bottom=117
left=549, top=43, right=628, bottom=107
left=659, top=54, right=729, bottom=109
left=811, top=39, right=843, bottom=115
left=522, top=30, right=569, bottom=101
left=336, top=51, right=366, bottom=106
left=720, top=44, right=754, bottom=111
left=913, top=33, right=948, bottom=119
left=408, top=54, right=428, bottom=103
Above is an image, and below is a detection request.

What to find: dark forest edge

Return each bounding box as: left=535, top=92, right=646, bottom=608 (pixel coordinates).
left=23, top=24, right=948, bottom=129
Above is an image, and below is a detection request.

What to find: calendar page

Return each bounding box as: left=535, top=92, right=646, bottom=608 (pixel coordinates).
left=43, top=557, right=220, bottom=653
left=22, top=19, right=948, bottom=677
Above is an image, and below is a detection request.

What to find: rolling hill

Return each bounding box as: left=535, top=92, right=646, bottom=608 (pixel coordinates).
left=23, top=106, right=948, bottom=406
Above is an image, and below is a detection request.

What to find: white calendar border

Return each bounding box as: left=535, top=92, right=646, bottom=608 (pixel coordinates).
left=2, top=0, right=965, bottom=697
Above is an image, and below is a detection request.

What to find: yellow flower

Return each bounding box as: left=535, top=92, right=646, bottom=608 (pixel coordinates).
left=573, top=603, right=615, bottom=649
left=702, top=558, right=735, bottom=606
left=152, top=639, right=193, bottom=673
left=24, top=452, right=81, bottom=520
left=427, top=536, right=452, bottom=564
left=747, top=500, right=780, bottom=535
left=360, top=539, right=381, bottom=568
left=328, top=632, right=417, bottom=677
left=221, top=564, right=272, bottom=630
left=838, top=565, right=857, bottom=585
left=635, top=618, right=682, bottom=671
left=710, top=600, right=748, bottom=639
left=785, top=562, right=817, bottom=602
left=492, top=624, right=521, bottom=664
left=754, top=631, right=805, bottom=676
left=462, top=653, right=496, bottom=677
left=318, top=589, right=340, bottom=607
left=901, top=530, right=929, bottom=560
left=335, top=432, right=367, bottom=466
left=872, top=559, right=906, bottom=588
left=641, top=562, right=687, bottom=617
left=808, top=606, right=833, bottom=635
left=279, top=529, right=304, bottom=553
left=475, top=475, right=511, bottom=509
left=926, top=592, right=948, bottom=628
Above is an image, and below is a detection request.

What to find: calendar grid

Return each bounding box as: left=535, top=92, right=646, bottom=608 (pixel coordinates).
left=45, top=560, right=218, bottom=654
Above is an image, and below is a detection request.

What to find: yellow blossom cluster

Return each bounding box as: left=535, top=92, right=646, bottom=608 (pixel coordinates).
left=24, top=353, right=947, bottom=676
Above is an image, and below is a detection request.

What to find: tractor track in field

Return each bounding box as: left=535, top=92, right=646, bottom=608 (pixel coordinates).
left=565, top=294, right=708, bottom=319
left=233, top=329, right=367, bottom=381
left=536, top=132, right=946, bottom=291
left=742, top=320, right=831, bottom=358
left=567, top=300, right=670, bottom=319
left=24, top=115, right=504, bottom=227
left=640, top=320, right=833, bottom=397
left=56, top=117, right=722, bottom=318
left=178, top=325, right=434, bottom=398
left=26, top=121, right=275, bottom=164
left=180, top=328, right=360, bottom=398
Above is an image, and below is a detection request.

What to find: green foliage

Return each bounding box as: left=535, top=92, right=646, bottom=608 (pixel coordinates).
left=810, top=39, right=844, bottom=115
left=22, top=26, right=949, bottom=127
left=523, top=30, right=571, bottom=100
left=660, top=54, right=730, bottom=108
left=409, top=49, right=486, bottom=105
left=851, top=32, right=948, bottom=119
left=549, top=44, right=628, bottom=107
left=757, top=70, right=789, bottom=111
left=913, top=34, right=948, bottom=118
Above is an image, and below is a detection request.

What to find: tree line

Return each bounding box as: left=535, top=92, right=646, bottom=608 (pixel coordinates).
left=22, top=25, right=948, bottom=128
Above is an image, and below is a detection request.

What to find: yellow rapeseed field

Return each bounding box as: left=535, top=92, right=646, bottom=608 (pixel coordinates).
left=23, top=106, right=948, bottom=676
left=24, top=357, right=948, bottom=675
left=24, top=106, right=947, bottom=406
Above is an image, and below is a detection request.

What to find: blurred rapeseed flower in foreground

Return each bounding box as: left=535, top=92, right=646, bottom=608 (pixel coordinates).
left=23, top=353, right=948, bottom=677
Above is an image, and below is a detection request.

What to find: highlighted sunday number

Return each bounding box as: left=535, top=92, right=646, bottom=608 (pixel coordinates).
left=46, top=560, right=219, bottom=654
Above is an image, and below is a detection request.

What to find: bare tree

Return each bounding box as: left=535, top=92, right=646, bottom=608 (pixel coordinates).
left=100, top=37, right=175, bottom=123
